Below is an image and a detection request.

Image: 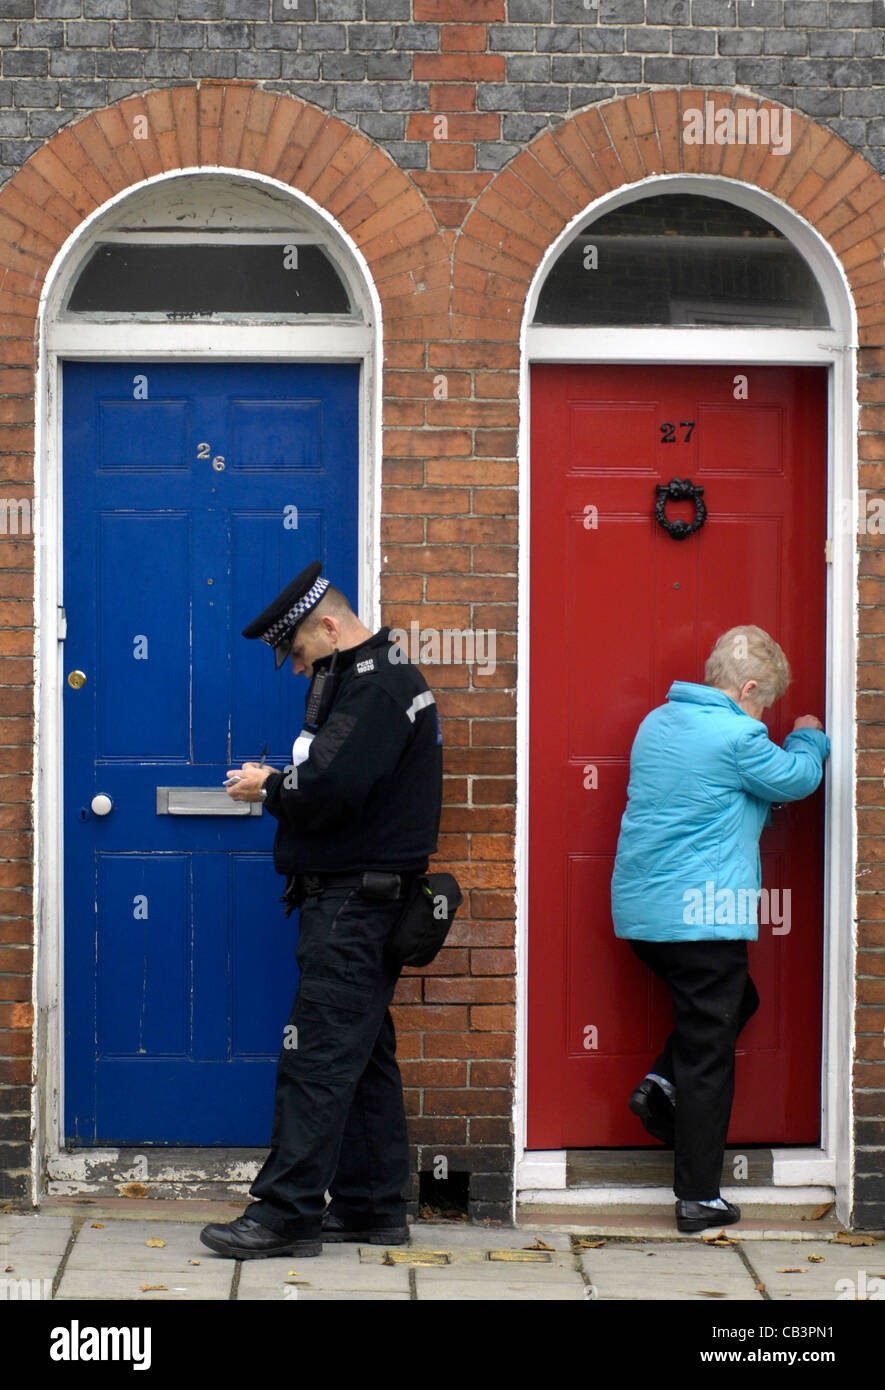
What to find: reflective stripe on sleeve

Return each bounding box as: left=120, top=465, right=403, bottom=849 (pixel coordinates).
left=405, top=691, right=435, bottom=723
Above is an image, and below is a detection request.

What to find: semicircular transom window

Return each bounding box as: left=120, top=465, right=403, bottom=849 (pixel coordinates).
left=66, top=241, right=355, bottom=317
left=533, top=193, right=831, bottom=328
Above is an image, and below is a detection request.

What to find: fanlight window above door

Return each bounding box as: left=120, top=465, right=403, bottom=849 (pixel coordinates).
left=64, top=239, right=356, bottom=318
left=532, top=193, right=831, bottom=328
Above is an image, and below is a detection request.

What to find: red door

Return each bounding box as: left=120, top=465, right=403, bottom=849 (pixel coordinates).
left=527, top=364, right=827, bottom=1150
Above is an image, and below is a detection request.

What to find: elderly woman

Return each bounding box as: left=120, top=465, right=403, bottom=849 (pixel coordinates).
left=610, top=625, right=829, bottom=1234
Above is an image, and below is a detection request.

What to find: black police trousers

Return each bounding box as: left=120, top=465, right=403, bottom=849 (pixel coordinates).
left=628, top=938, right=760, bottom=1201
left=246, top=885, right=409, bottom=1237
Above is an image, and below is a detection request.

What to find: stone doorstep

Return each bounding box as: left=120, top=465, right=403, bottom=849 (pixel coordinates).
left=36, top=1195, right=255, bottom=1222
left=17, top=1196, right=870, bottom=1242
left=566, top=1147, right=778, bottom=1186
left=518, top=1204, right=848, bottom=1239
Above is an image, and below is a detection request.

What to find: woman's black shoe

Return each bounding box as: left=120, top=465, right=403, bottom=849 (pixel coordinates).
left=628, top=1076, right=675, bottom=1146
left=675, top=1199, right=741, bottom=1234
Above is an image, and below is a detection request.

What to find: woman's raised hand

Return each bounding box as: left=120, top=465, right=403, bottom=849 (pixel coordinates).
left=793, top=715, right=824, bottom=731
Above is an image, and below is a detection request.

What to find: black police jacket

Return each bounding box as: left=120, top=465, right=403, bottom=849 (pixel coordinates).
left=261, top=627, right=443, bottom=876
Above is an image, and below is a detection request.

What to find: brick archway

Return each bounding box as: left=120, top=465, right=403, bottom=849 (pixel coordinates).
left=453, top=89, right=885, bottom=341
left=0, top=82, right=451, bottom=514
left=0, top=80, right=450, bottom=287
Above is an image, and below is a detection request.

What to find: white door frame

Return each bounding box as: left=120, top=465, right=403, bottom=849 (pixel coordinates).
left=514, top=174, right=858, bottom=1224
left=32, top=168, right=383, bottom=1198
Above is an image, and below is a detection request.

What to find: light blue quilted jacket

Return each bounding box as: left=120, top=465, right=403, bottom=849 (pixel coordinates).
left=610, top=681, right=830, bottom=942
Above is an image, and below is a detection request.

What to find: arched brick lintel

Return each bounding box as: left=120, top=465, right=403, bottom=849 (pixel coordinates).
left=452, top=89, right=885, bottom=349
left=0, top=81, right=451, bottom=348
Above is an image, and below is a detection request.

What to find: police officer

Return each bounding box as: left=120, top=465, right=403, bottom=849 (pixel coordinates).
left=200, top=562, right=443, bottom=1259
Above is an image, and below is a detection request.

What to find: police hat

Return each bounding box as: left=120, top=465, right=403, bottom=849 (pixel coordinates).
left=241, top=560, right=330, bottom=669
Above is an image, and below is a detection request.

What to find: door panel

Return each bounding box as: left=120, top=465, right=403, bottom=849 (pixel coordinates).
left=528, top=363, right=827, bottom=1149
left=63, top=360, right=359, bottom=1145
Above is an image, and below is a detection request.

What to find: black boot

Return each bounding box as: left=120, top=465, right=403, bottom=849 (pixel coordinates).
left=200, top=1215, right=322, bottom=1259
left=321, top=1209, right=409, bottom=1244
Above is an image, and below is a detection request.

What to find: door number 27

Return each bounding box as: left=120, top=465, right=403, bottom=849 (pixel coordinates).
left=659, top=421, right=695, bottom=443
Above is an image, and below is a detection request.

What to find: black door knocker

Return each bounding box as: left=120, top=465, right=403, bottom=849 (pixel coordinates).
left=654, top=477, right=707, bottom=540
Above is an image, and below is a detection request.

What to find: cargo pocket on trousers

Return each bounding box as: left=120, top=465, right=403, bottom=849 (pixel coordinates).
left=297, top=976, right=372, bottom=1015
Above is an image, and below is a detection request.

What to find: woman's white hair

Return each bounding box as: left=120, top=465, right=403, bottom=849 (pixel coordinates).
left=704, top=625, right=791, bottom=708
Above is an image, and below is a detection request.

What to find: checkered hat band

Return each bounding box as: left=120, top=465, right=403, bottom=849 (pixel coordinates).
left=260, top=577, right=329, bottom=646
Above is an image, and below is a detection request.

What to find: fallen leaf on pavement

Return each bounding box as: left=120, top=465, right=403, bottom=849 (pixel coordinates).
left=145, top=1238, right=166, bottom=1248
left=777, top=1268, right=806, bottom=1274
left=187, top=1259, right=200, bottom=1266
left=524, top=1238, right=554, bottom=1251
left=703, top=1231, right=738, bottom=1246
left=831, top=1232, right=877, bottom=1247
left=90, top=1223, right=104, bottom=1229
left=807, top=1254, right=824, bottom=1263
left=138, top=1284, right=168, bottom=1292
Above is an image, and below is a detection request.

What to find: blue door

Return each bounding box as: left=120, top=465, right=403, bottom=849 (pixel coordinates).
left=62, top=361, right=360, bottom=1144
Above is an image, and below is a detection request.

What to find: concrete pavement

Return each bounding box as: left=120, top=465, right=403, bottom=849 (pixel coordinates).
left=1, top=1199, right=883, bottom=1302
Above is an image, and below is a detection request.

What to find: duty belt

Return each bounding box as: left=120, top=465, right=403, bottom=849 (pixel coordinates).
left=301, top=872, right=366, bottom=895
left=291, top=870, right=415, bottom=898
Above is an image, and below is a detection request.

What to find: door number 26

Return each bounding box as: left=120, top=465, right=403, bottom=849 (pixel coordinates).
left=659, top=421, right=695, bottom=443
left=197, top=441, right=226, bottom=471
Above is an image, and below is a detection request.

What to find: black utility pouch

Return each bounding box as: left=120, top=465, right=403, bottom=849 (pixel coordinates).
left=385, top=872, right=463, bottom=969
left=359, top=870, right=402, bottom=901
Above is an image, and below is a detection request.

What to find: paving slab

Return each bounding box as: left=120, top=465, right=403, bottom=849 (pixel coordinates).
left=744, top=1238, right=885, bottom=1301
left=252, top=1290, right=411, bottom=1301
left=0, top=1214, right=72, bottom=1292
left=582, top=1283, right=761, bottom=1302
left=414, top=1275, right=587, bottom=1301
left=55, top=1267, right=232, bottom=1300
left=0, top=1272, right=56, bottom=1301
left=407, top=1222, right=572, bottom=1251
left=0, top=1213, right=73, bottom=1252
left=65, top=1220, right=214, bottom=1270
left=409, top=1260, right=585, bottom=1295
left=578, top=1240, right=761, bottom=1301
left=0, top=1256, right=61, bottom=1291
left=237, top=1255, right=410, bottom=1299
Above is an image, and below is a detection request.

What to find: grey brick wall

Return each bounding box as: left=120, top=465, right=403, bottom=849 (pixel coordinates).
left=0, top=0, right=883, bottom=180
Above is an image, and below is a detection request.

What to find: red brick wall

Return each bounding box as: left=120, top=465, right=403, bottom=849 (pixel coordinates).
left=0, top=78, right=882, bottom=1223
